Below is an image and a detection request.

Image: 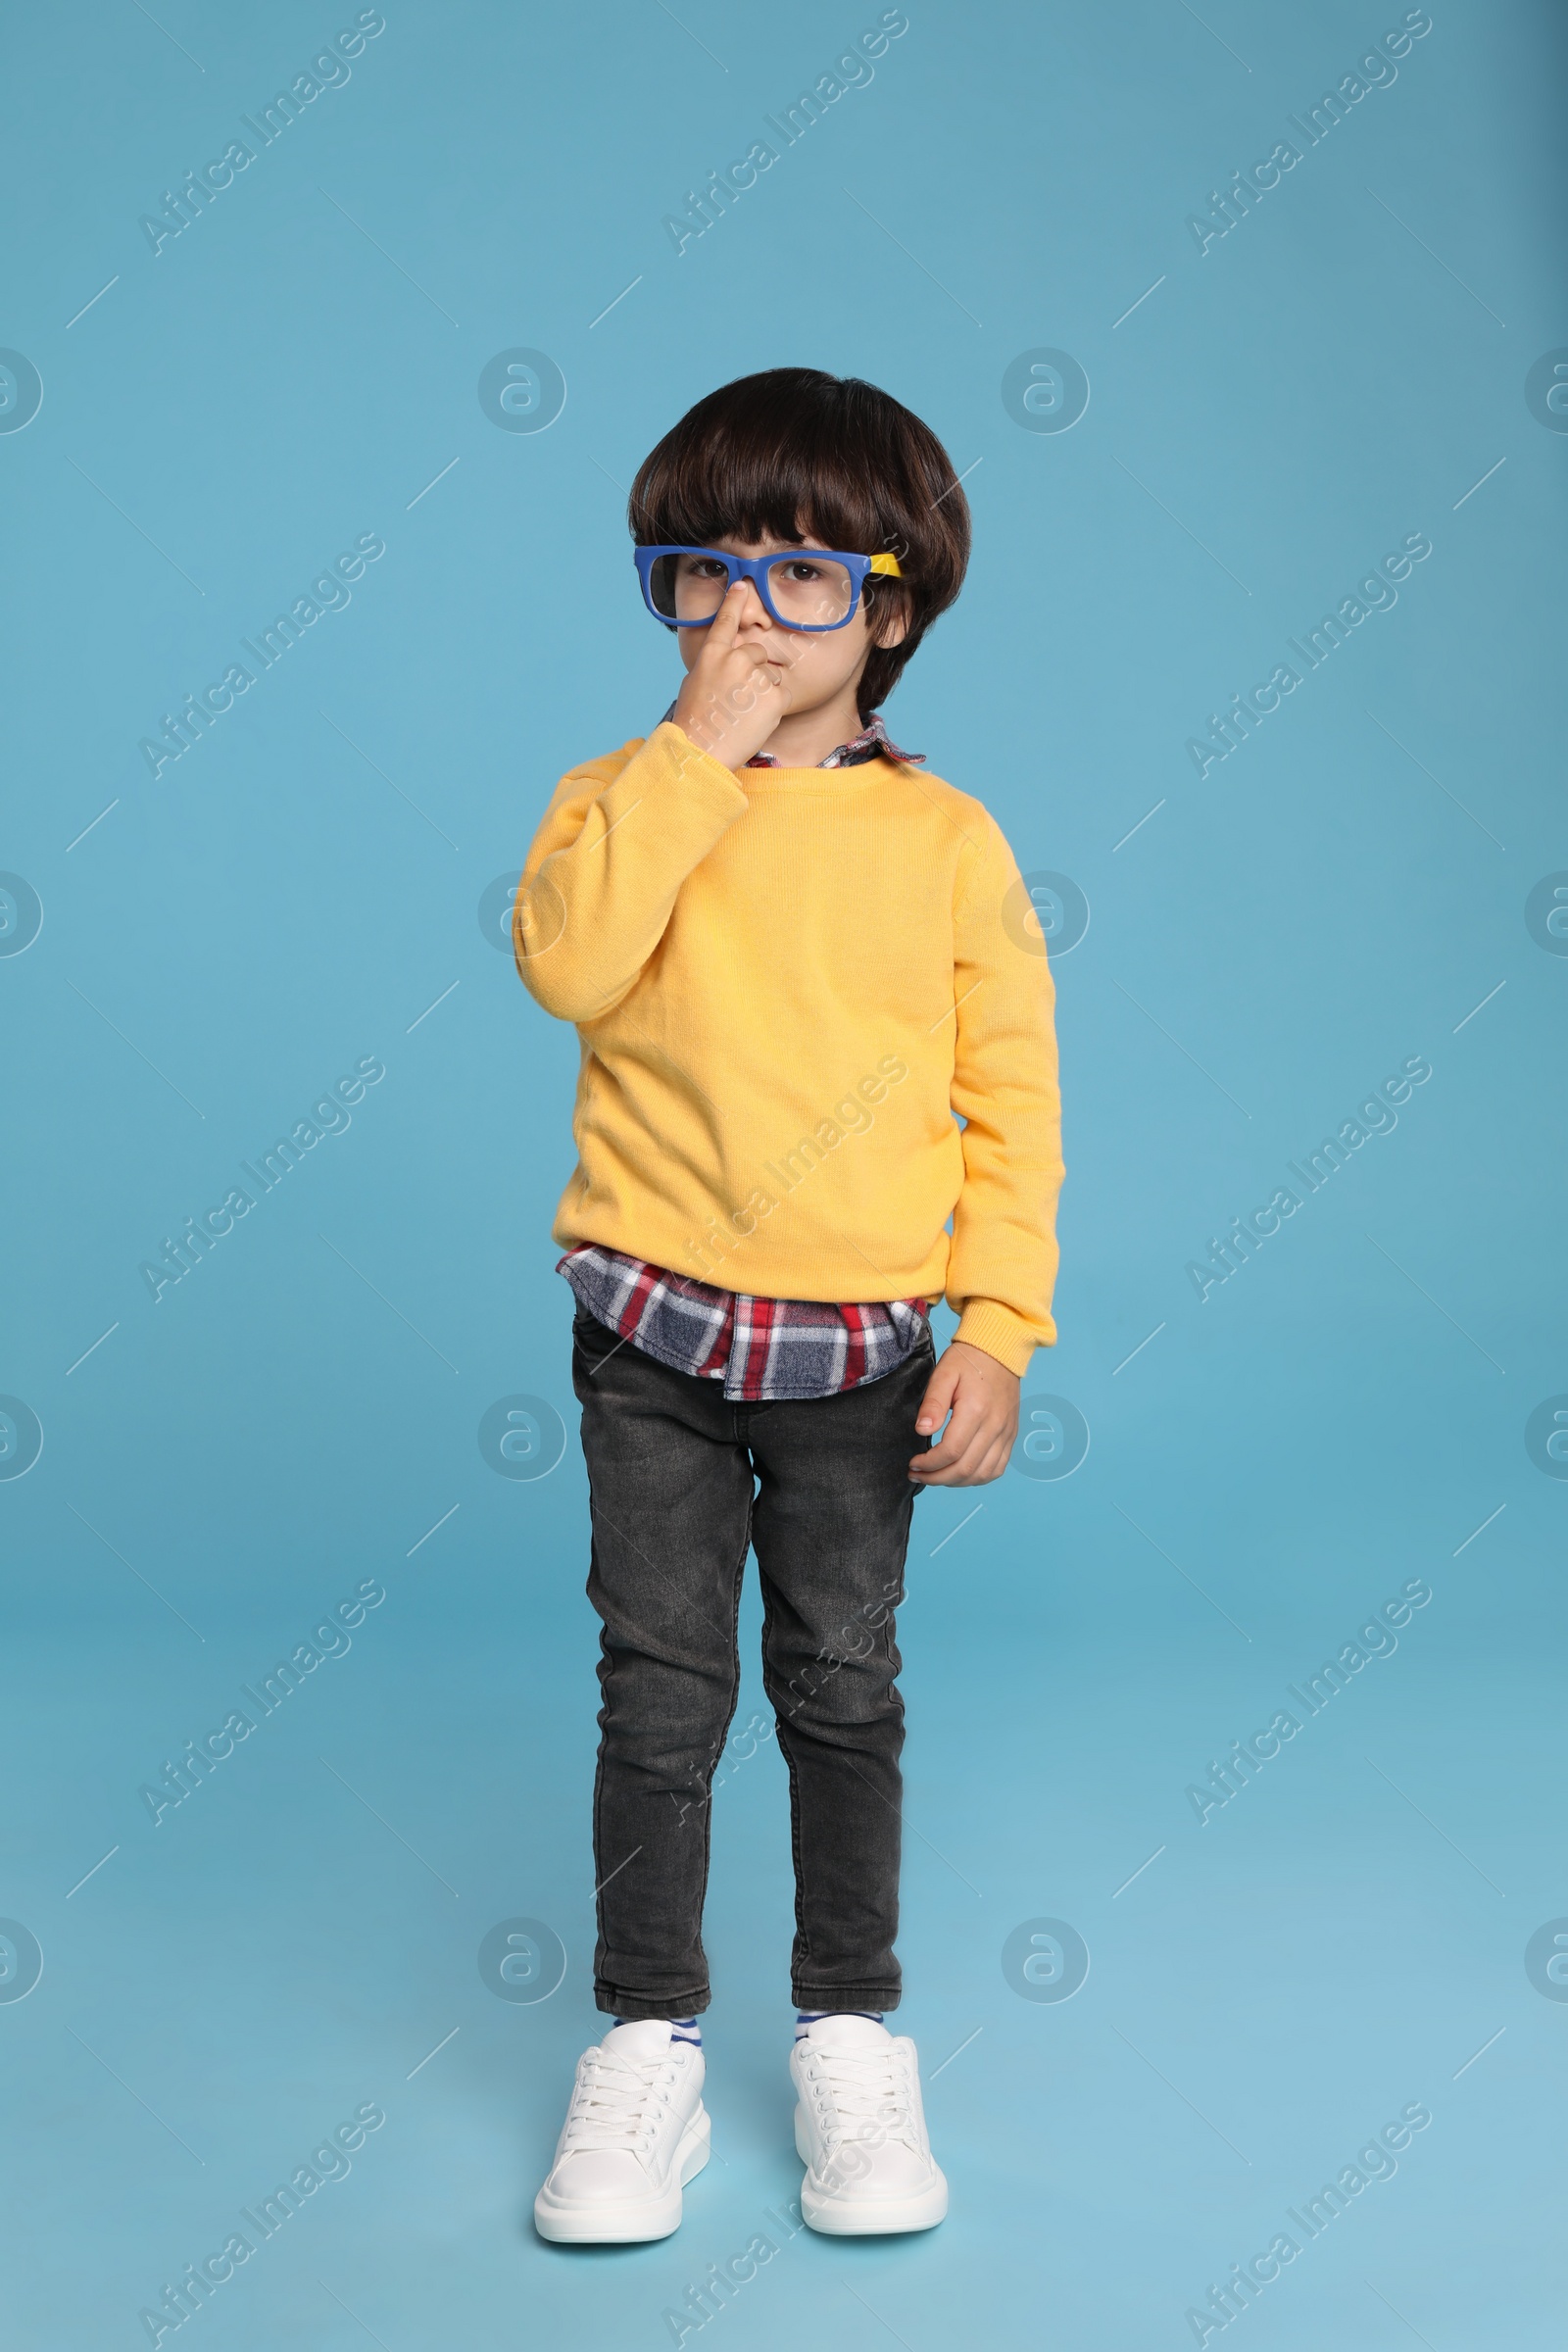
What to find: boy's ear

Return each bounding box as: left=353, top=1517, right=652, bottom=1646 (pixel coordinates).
left=867, top=588, right=909, bottom=652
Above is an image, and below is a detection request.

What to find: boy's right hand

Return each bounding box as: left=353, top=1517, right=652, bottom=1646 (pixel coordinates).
left=669, top=584, right=791, bottom=769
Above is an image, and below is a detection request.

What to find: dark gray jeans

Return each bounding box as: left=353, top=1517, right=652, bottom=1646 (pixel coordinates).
left=570, top=1304, right=936, bottom=2020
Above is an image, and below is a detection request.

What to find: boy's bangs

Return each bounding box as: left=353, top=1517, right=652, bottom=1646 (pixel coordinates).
left=638, top=408, right=883, bottom=558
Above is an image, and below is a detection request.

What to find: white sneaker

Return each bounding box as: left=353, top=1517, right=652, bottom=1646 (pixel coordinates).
left=790, top=2015, right=948, bottom=2233
left=533, top=2020, right=710, bottom=2243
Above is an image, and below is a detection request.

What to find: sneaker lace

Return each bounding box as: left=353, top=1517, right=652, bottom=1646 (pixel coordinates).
left=562, top=2050, right=676, bottom=2152
left=810, top=2045, right=918, bottom=2149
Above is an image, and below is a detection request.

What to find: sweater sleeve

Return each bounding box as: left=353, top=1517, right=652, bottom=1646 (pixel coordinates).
left=944, top=808, right=1065, bottom=1375
left=514, top=721, right=751, bottom=1023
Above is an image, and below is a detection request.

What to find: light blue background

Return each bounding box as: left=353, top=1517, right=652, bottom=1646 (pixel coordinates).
left=3, top=1, right=1564, bottom=2344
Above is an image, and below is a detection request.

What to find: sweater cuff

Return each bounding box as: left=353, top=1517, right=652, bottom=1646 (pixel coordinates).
left=643, top=718, right=753, bottom=814
left=954, top=1298, right=1047, bottom=1377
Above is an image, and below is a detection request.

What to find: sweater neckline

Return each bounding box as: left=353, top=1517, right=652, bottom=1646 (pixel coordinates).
left=735, top=755, right=905, bottom=785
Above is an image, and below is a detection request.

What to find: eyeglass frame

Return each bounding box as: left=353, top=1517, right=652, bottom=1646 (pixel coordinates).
left=632, top=544, right=904, bottom=634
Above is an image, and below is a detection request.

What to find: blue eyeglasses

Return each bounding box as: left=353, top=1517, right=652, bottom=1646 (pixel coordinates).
left=634, top=545, right=904, bottom=634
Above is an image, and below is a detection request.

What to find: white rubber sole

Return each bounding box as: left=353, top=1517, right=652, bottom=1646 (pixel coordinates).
left=533, top=2105, right=710, bottom=2243
left=794, top=2107, right=949, bottom=2234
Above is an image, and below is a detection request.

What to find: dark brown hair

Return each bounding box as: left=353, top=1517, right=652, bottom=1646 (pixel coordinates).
left=628, top=368, right=970, bottom=719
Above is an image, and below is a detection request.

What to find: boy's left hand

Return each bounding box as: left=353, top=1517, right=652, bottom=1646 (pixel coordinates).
left=909, top=1341, right=1020, bottom=1486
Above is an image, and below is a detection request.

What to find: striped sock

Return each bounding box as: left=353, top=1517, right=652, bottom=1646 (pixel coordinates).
left=795, top=2009, right=883, bottom=2040
left=608, top=2015, right=702, bottom=2047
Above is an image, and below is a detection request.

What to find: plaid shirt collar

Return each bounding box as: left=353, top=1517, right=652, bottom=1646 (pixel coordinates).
left=661, top=705, right=922, bottom=770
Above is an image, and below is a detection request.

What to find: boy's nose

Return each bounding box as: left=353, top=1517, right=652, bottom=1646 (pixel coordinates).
left=729, top=572, right=771, bottom=623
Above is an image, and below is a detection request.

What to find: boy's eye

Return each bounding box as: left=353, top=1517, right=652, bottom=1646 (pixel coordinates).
left=683, top=558, right=729, bottom=579
left=765, top=554, right=856, bottom=622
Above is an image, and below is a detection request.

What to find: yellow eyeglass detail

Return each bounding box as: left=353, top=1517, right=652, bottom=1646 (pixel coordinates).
left=868, top=552, right=903, bottom=576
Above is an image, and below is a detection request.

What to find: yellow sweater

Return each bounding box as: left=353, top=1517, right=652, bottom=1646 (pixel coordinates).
left=514, top=721, right=1064, bottom=1374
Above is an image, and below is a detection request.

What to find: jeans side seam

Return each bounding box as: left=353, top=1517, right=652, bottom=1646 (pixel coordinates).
left=691, top=1482, right=754, bottom=1984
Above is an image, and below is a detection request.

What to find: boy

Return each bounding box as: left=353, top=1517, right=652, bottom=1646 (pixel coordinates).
left=514, top=368, right=1063, bottom=2243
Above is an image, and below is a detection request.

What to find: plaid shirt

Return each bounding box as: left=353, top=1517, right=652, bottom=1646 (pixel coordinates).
left=562, top=1244, right=930, bottom=1402
left=561, top=711, right=931, bottom=1402
left=739, top=710, right=923, bottom=772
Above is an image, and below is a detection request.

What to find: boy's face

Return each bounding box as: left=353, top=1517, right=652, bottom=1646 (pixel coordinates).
left=672, top=531, right=906, bottom=717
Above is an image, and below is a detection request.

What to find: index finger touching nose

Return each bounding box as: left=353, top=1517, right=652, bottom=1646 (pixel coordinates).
left=706, top=581, right=747, bottom=647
